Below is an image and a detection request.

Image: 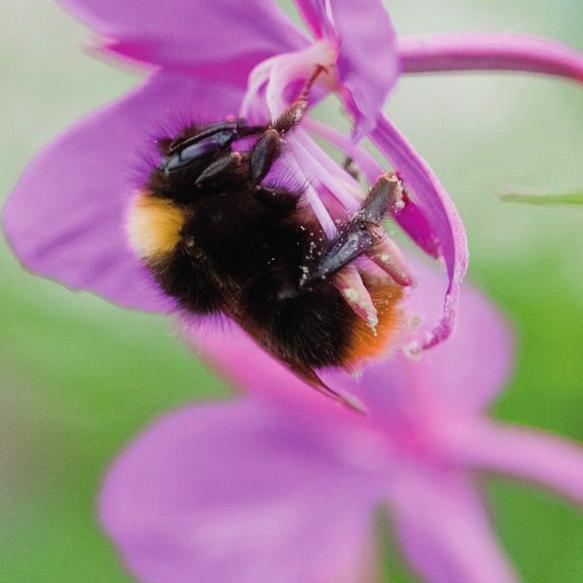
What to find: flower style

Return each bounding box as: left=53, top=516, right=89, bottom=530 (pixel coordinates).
left=4, top=0, right=583, bottom=353
left=100, top=276, right=583, bottom=583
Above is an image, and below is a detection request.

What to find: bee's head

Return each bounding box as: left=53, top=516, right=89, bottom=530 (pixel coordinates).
left=148, top=121, right=245, bottom=204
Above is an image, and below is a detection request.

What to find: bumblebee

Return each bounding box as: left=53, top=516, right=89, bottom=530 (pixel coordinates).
left=128, top=77, right=404, bottom=406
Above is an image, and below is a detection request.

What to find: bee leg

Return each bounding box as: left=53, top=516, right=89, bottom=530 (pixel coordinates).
left=249, top=66, right=325, bottom=184
left=195, top=152, right=244, bottom=188
left=249, top=129, right=284, bottom=183
left=358, top=172, right=403, bottom=224
left=302, top=173, right=403, bottom=285
left=302, top=224, right=377, bottom=286
left=248, top=103, right=308, bottom=183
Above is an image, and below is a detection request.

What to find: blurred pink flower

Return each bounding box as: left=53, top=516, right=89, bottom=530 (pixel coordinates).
left=3, top=0, right=583, bottom=350
left=101, top=278, right=583, bottom=583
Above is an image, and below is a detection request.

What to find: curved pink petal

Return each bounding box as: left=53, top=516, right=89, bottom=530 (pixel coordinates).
left=59, top=0, right=306, bottom=85
left=3, top=73, right=243, bottom=311
left=100, top=400, right=382, bottom=583
left=295, top=0, right=399, bottom=137
left=392, top=468, right=518, bottom=583
left=446, top=420, right=583, bottom=506
left=371, top=116, right=469, bottom=351
left=294, top=0, right=333, bottom=39
left=399, top=33, right=583, bottom=84
left=391, top=198, right=441, bottom=259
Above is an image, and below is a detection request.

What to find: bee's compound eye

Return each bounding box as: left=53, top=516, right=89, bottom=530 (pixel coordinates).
left=162, top=129, right=237, bottom=174
left=162, top=141, right=215, bottom=173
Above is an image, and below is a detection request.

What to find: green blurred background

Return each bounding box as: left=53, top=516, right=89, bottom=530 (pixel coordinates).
left=1, top=0, right=583, bottom=581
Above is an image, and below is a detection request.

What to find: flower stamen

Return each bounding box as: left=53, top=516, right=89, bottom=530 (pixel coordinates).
left=289, top=132, right=361, bottom=211
left=334, top=264, right=378, bottom=330
left=303, top=117, right=383, bottom=184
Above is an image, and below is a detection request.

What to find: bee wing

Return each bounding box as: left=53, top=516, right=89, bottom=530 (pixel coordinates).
left=286, top=361, right=366, bottom=414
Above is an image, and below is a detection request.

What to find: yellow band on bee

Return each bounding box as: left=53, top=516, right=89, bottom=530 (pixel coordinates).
left=127, top=192, right=186, bottom=259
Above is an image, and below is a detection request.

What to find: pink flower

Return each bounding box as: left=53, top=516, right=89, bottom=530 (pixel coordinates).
left=101, top=276, right=583, bottom=582
left=3, top=0, right=583, bottom=351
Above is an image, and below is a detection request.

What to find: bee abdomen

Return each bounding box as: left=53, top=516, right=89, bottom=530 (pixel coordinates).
left=260, top=278, right=403, bottom=371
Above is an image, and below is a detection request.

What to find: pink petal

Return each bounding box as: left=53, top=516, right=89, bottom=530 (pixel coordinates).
left=402, top=281, right=513, bottom=412
left=295, top=0, right=399, bottom=137
left=392, top=468, right=518, bottom=583
left=294, top=0, right=334, bottom=39
left=59, top=0, right=306, bottom=84
left=332, top=0, right=399, bottom=137
left=100, top=400, right=381, bottom=583
left=3, top=73, right=243, bottom=312
left=371, top=115, right=469, bottom=351
left=391, top=197, right=441, bottom=259
left=446, top=420, right=583, bottom=506
left=399, top=33, right=583, bottom=83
